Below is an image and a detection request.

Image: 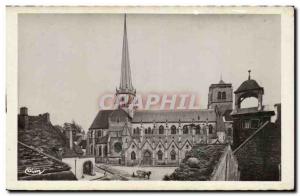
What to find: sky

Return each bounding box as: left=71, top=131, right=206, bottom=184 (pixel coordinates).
left=18, top=14, right=281, bottom=131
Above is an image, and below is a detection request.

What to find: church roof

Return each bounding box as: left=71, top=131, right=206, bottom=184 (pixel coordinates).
left=89, top=109, right=131, bottom=130
left=89, top=110, right=114, bottom=129
left=234, top=79, right=263, bottom=93
left=132, top=109, right=216, bottom=123
left=110, top=109, right=131, bottom=122
left=90, top=109, right=217, bottom=129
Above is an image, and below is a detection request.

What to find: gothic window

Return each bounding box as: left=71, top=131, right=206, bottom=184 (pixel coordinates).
left=183, top=125, right=189, bottom=134
left=98, top=146, right=102, bottom=156
left=131, top=151, right=136, bottom=160
left=148, top=127, right=152, bottom=134
left=157, top=150, right=163, bottom=160
left=136, top=127, right=140, bottom=134
left=170, top=150, right=176, bottom=160
left=217, top=92, right=222, bottom=99
left=222, top=92, right=226, bottom=100
left=208, top=124, right=213, bottom=134
left=159, top=125, right=164, bottom=134
left=195, top=125, right=201, bottom=134
left=186, top=144, right=189, bottom=149
left=171, top=125, right=177, bottom=134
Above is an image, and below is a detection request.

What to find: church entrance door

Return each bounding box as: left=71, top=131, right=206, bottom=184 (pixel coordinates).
left=143, top=150, right=152, bottom=165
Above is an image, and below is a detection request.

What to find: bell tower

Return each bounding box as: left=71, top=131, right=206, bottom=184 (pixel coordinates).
left=115, top=15, right=136, bottom=116
left=207, top=76, right=233, bottom=113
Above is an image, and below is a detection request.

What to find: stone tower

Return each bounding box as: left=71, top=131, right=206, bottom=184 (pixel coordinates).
left=115, top=15, right=136, bottom=117
left=207, top=77, right=233, bottom=113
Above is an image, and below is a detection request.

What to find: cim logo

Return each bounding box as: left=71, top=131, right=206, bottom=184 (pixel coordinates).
left=98, top=92, right=201, bottom=110
left=24, top=167, right=45, bottom=175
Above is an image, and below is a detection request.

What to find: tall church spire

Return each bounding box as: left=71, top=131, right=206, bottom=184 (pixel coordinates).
left=117, top=14, right=135, bottom=95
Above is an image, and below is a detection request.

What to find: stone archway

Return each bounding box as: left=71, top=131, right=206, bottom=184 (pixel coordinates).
left=142, top=150, right=152, bottom=165
left=83, top=160, right=93, bottom=175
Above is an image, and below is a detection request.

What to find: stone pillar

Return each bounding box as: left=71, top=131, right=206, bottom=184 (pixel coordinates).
left=152, top=151, right=155, bottom=166
left=165, top=150, right=168, bottom=165
left=92, top=130, right=95, bottom=155
left=101, top=145, right=104, bottom=158
left=235, top=94, right=239, bottom=111
left=258, top=93, right=263, bottom=111
left=69, top=128, right=73, bottom=150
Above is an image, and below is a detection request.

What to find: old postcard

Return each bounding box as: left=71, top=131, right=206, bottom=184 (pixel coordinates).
left=6, top=6, right=294, bottom=191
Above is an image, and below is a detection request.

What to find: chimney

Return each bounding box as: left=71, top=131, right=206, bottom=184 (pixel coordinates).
left=20, top=107, right=28, bottom=115
left=18, top=107, right=29, bottom=130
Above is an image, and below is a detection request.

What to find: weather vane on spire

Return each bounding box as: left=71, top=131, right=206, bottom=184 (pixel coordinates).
left=248, top=70, right=251, bottom=80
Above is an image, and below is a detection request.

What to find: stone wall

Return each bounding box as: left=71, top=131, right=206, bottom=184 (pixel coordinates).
left=234, top=123, right=281, bottom=181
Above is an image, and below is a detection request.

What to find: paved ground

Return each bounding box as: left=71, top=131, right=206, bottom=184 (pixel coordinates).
left=109, top=165, right=177, bottom=180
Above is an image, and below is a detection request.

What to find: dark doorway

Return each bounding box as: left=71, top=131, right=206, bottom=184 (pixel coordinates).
left=83, top=161, right=93, bottom=175
left=143, top=150, right=152, bottom=165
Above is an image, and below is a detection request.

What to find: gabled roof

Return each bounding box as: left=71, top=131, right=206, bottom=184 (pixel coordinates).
left=110, top=109, right=130, bottom=122
left=89, top=109, right=131, bottom=130
left=89, top=110, right=114, bottom=129
left=132, top=109, right=216, bottom=123
left=18, top=141, right=72, bottom=179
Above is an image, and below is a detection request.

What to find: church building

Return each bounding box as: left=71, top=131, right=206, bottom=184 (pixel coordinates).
left=86, top=15, right=233, bottom=166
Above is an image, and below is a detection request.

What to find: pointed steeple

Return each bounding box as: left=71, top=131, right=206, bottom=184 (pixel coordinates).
left=117, top=14, right=135, bottom=95
left=219, top=73, right=225, bottom=84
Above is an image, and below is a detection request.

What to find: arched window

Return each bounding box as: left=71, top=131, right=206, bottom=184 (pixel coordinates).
left=195, top=125, right=201, bottom=135
left=159, top=125, right=164, bottom=134
left=183, top=125, right=189, bottom=134
left=131, top=151, right=136, bottom=160
left=170, top=150, right=176, bottom=160
left=98, top=146, right=102, bottom=156
left=208, top=124, right=213, bottom=134
left=171, top=125, right=177, bottom=134
left=222, top=92, right=226, bottom=100
left=147, top=127, right=152, bottom=134
left=136, top=127, right=140, bottom=134
left=217, top=92, right=222, bottom=99
left=157, top=150, right=163, bottom=160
